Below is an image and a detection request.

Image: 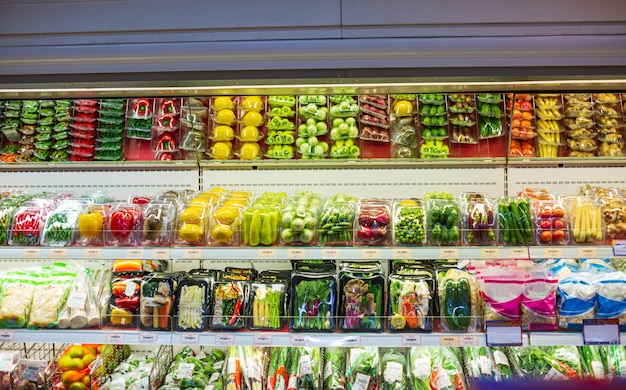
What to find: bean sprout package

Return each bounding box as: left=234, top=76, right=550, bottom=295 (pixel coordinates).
left=0, top=270, right=37, bottom=328
left=594, top=271, right=626, bottom=329
left=27, top=267, right=75, bottom=328
left=558, top=272, right=598, bottom=330
left=477, top=270, right=524, bottom=324
left=521, top=270, right=558, bottom=331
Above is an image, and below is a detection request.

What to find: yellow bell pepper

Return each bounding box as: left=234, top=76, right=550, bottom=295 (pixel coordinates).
left=77, top=211, right=103, bottom=238
left=109, top=308, right=133, bottom=326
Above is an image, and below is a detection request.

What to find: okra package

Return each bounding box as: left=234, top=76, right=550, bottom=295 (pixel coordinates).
left=139, top=273, right=177, bottom=331
left=248, top=281, right=286, bottom=330
left=388, top=264, right=434, bottom=332
left=291, top=269, right=337, bottom=332
left=437, top=267, right=481, bottom=332
left=211, top=280, right=248, bottom=330
left=339, top=262, right=384, bottom=332
left=175, top=274, right=213, bottom=332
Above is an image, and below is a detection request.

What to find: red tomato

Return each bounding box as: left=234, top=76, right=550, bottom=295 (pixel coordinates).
left=539, top=230, right=553, bottom=243
left=553, top=206, right=565, bottom=218
left=552, top=229, right=565, bottom=241
left=553, top=219, right=565, bottom=229
left=539, top=207, right=552, bottom=219
left=539, top=220, right=553, bottom=229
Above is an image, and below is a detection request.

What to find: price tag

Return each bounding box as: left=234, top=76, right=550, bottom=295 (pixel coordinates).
left=253, top=334, right=273, bottom=346
left=321, top=248, right=341, bottom=259
left=180, top=333, right=200, bottom=345
left=439, top=248, right=458, bottom=259
left=543, top=247, right=563, bottom=258
left=139, top=333, right=157, bottom=344
left=290, top=335, right=308, bottom=346
left=183, top=248, right=202, bottom=259
left=614, top=240, right=626, bottom=256
left=286, top=248, right=306, bottom=259
left=480, top=248, right=500, bottom=259
left=460, top=335, right=480, bottom=347
left=177, top=362, right=195, bottom=379
left=509, top=247, right=529, bottom=259
left=216, top=334, right=235, bottom=346
left=106, top=333, right=125, bottom=343
left=583, top=319, right=620, bottom=345
left=392, top=248, right=412, bottom=259
left=49, top=248, right=67, bottom=258
left=486, top=320, right=523, bottom=346
left=126, top=248, right=145, bottom=259
left=339, top=336, right=361, bottom=347
left=84, top=248, right=102, bottom=259
left=401, top=335, right=421, bottom=346
left=0, top=332, right=14, bottom=342
left=578, top=247, right=598, bottom=258
left=24, top=362, right=42, bottom=382
left=439, top=336, right=460, bottom=347
left=258, top=248, right=277, bottom=259
left=22, top=248, right=40, bottom=258
left=361, top=248, right=380, bottom=259
left=66, top=292, right=87, bottom=309
left=151, top=248, right=171, bottom=259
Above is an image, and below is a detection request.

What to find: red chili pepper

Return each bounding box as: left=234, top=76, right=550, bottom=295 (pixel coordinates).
left=158, top=152, right=174, bottom=161
left=228, top=298, right=243, bottom=326
left=110, top=209, right=134, bottom=240
left=114, top=295, right=140, bottom=311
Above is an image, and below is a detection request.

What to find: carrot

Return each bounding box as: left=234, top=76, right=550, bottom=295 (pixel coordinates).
left=158, top=299, right=170, bottom=329
left=402, top=301, right=418, bottom=329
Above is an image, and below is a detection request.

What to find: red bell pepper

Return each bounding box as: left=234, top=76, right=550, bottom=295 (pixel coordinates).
left=133, top=99, right=152, bottom=118
left=110, top=209, right=134, bottom=240
left=114, top=295, right=140, bottom=311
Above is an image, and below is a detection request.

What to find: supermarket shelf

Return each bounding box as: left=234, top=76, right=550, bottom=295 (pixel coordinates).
left=3, top=329, right=173, bottom=345
left=508, top=157, right=626, bottom=168
left=529, top=332, right=626, bottom=347
left=0, top=160, right=199, bottom=171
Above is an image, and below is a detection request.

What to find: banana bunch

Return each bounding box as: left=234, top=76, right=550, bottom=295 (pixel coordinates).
left=536, top=108, right=562, bottom=120
left=536, top=96, right=560, bottom=108
left=571, top=199, right=603, bottom=243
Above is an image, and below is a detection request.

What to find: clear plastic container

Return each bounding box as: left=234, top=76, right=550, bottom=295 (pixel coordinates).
left=392, top=199, right=426, bottom=246
left=355, top=199, right=392, bottom=246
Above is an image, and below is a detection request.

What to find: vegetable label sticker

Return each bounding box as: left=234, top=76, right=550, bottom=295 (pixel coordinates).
left=413, top=357, right=430, bottom=379
left=352, top=373, right=370, bottom=390
left=24, top=362, right=42, bottom=382
left=177, top=362, right=195, bottom=380
left=66, top=292, right=87, bottom=310
left=492, top=351, right=509, bottom=367
left=544, top=367, right=567, bottom=381
left=479, top=356, right=492, bottom=376
left=384, top=361, right=404, bottom=382
left=299, top=355, right=313, bottom=375
left=434, top=367, right=452, bottom=388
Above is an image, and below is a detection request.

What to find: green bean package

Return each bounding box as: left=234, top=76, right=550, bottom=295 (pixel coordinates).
left=603, top=345, right=626, bottom=379
left=339, top=262, right=385, bottom=332
left=388, top=264, right=434, bottom=332
left=291, top=270, right=337, bottom=332
left=41, top=199, right=85, bottom=246
left=248, top=281, right=286, bottom=330
left=175, top=276, right=212, bottom=332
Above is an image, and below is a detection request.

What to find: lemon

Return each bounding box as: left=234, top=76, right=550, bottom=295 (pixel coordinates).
left=393, top=100, right=413, bottom=116
left=216, top=109, right=236, bottom=125
left=242, top=96, right=264, bottom=112
left=239, top=142, right=261, bottom=160
left=222, top=199, right=248, bottom=208
left=211, top=141, right=232, bottom=160
left=211, top=223, right=234, bottom=243
left=180, top=205, right=205, bottom=224
left=214, top=207, right=239, bottom=224
left=190, top=197, right=211, bottom=206
left=243, top=111, right=264, bottom=127
left=240, top=126, right=260, bottom=141
left=212, top=125, right=234, bottom=141
left=214, top=97, right=234, bottom=111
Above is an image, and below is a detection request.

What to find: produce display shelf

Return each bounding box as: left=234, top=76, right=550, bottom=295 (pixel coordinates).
left=0, top=160, right=199, bottom=171
left=2, top=329, right=172, bottom=345
left=0, top=245, right=619, bottom=260
left=530, top=332, right=626, bottom=347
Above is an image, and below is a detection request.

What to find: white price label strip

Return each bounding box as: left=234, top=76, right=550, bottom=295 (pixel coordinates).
left=258, top=248, right=277, bottom=259
left=321, top=248, right=341, bottom=259
left=253, top=334, right=273, bottom=346
left=401, top=335, right=421, bottom=346
left=180, top=333, right=200, bottom=345
left=151, top=248, right=171, bottom=259
left=543, top=247, right=563, bottom=258
left=290, top=335, right=308, bottom=346
left=106, top=333, right=125, bottom=343
left=126, top=248, right=145, bottom=259
left=583, top=319, right=620, bottom=345
left=183, top=248, right=203, bottom=259
left=439, top=336, right=460, bottom=347
left=286, top=248, right=306, bottom=259
left=84, top=248, right=102, bottom=258
left=361, top=249, right=380, bottom=259
left=578, top=247, right=598, bottom=258
left=139, top=333, right=157, bottom=344
left=486, top=320, right=523, bottom=346
left=509, top=247, right=529, bottom=259
left=439, top=248, right=458, bottom=259
left=480, top=248, right=500, bottom=259
left=339, top=336, right=361, bottom=347
left=392, top=248, right=412, bottom=259
left=22, top=248, right=40, bottom=258
left=215, top=334, right=235, bottom=346
left=49, top=248, right=67, bottom=258
left=0, top=332, right=14, bottom=342
left=460, top=335, right=479, bottom=347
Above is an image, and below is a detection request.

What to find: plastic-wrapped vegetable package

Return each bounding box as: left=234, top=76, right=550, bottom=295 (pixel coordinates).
left=27, top=268, right=75, bottom=328
left=346, top=347, right=379, bottom=390
left=594, top=271, right=626, bottom=330
left=139, top=273, right=177, bottom=331
left=392, top=199, right=426, bottom=246
left=408, top=347, right=466, bottom=390
left=161, top=347, right=225, bottom=390
left=174, top=275, right=211, bottom=332
left=603, top=345, right=626, bottom=379
left=388, top=264, right=434, bottom=332
left=508, top=346, right=581, bottom=380
left=140, top=202, right=175, bottom=246
left=211, top=280, right=248, bottom=330
left=355, top=199, right=392, bottom=246
left=99, top=352, right=156, bottom=390
left=558, top=272, right=598, bottom=330
left=242, top=195, right=282, bottom=247
left=76, top=204, right=109, bottom=246
left=209, top=192, right=252, bottom=246
left=248, top=280, right=286, bottom=330
left=279, top=191, right=322, bottom=246
left=267, top=347, right=290, bottom=390
left=176, top=201, right=210, bottom=246
left=339, top=262, right=384, bottom=332
left=224, top=346, right=264, bottom=390
left=0, top=270, right=37, bottom=328
left=107, top=203, right=143, bottom=246
left=381, top=348, right=407, bottom=390
left=41, top=199, right=85, bottom=246
left=580, top=346, right=608, bottom=380
left=462, top=195, right=497, bottom=246
left=438, top=267, right=481, bottom=332
left=107, top=277, right=141, bottom=328
left=9, top=205, right=50, bottom=246
left=462, top=347, right=500, bottom=383
left=426, top=199, right=461, bottom=246
left=57, top=268, right=101, bottom=329
left=490, top=347, right=515, bottom=381
left=323, top=347, right=346, bottom=390
left=521, top=271, right=558, bottom=331
left=291, top=268, right=336, bottom=332
left=290, top=347, right=321, bottom=390
left=477, top=270, right=524, bottom=324
left=497, top=197, right=533, bottom=245
left=318, top=193, right=357, bottom=246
